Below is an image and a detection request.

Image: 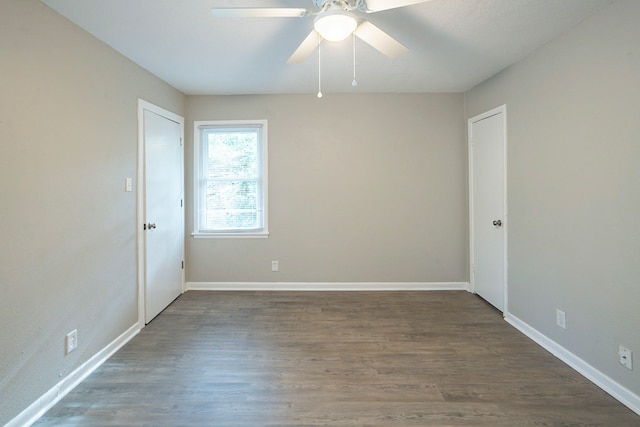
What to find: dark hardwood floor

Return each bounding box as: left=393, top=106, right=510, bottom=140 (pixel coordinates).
left=35, top=291, right=639, bottom=426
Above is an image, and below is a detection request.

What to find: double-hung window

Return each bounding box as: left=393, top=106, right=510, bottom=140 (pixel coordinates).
left=193, top=120, right=268, bottom=237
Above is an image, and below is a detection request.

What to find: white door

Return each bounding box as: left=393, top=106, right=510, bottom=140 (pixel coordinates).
left=469, top=106, right=506, bottom=312
left=141, top=103, right=184, bottom=323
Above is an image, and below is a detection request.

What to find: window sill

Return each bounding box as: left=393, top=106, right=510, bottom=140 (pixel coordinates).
left=191, top=231, right=269, bottom=239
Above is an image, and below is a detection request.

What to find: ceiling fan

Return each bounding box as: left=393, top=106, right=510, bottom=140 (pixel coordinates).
left=211, top=0, right=431, bottom=64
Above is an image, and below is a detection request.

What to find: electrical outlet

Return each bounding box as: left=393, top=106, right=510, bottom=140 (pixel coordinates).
left=271, top=260, right=279, bottom=272
left=66, top=329, right=78, bottom=355
left=556, top=309, right=566, bottom=330
left=619, top=346, right=633, bottom=370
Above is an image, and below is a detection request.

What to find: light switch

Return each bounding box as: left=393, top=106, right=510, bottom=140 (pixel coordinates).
left=125, top=177, right=133, bottom=192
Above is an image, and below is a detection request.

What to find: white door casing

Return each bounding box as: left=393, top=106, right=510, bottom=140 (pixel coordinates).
left=137, top=100, right=184, bottom=325
left=469, top=105, right=507, bottom=312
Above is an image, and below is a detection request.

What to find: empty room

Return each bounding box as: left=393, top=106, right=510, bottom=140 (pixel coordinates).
left=1, top=0, right=639, bottom=425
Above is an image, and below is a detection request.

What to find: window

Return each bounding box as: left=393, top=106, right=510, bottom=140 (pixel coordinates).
left=193, top=120, right=268, bottom=237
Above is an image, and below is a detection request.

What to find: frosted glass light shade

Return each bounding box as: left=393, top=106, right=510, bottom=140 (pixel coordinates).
left=314, top=10, right=357, bottom=42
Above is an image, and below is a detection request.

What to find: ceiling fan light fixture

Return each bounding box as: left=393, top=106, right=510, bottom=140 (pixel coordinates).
left=314, top=10, right=357, bottom=42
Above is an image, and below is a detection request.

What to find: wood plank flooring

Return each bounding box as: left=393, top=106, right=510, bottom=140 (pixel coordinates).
left=35, top=291, right=639, bottom=426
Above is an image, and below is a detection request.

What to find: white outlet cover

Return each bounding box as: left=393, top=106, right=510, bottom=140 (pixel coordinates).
left=556, top=309, right=566, bottom=330
left=66, top=329, right=78, bottom=354
left=619, top=346, right=633, bottom=370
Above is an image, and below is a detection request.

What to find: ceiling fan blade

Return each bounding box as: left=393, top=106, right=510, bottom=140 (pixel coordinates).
left=354, top=21, right=408, bottom=59
left=211, top=8, right=308, bottom=18
left=287, top=30, right=320, bottom=64
left=363, top=0, right=431, bottom=13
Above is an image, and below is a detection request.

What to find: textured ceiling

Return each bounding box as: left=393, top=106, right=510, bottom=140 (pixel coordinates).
left=41, top=0, right=614, bottom=95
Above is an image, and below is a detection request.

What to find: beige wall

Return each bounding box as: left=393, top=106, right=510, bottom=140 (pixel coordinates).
left=185, top=94, right=468, bottom=284
left=466, top=0, right=640, bottom=396
left=0, top=1, right=185, bottom=423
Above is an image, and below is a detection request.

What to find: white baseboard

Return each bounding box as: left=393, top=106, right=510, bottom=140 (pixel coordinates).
left=186, top=281, right=472, bottom=292
left=505, top=313, right=640, bottom=417
left=7, top=323, right=141, bottom=427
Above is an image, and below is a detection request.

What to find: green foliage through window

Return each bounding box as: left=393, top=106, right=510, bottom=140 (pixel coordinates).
left=195, top=122, right=267, bottom=235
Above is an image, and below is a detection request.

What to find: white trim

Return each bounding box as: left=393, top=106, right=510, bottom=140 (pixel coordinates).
left=505, top=313, right=640, bottom=417
left=186, top=282, right=472, bottom=292
left=191, top=231, right=269, bottom=239
left=7, top=324, right=140, bottom=427
left=137, top=99, right=185, bottom=326
left=468, top=104, right=508, bottom=313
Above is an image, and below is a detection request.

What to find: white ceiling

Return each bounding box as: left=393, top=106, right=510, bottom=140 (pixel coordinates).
left=41, top=0, right=613, bottom=95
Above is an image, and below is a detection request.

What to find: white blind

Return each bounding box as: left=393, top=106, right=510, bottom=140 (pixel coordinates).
left=198, top=124, right=265, bottom=233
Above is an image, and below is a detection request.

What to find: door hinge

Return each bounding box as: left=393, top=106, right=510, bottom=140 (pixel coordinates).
left=181, top=260, right=184, bottom=269
left=143, top=223, right=146, bottom=230
left=180, top=137, right=183, bottom=146
left=180, top=199, right=183, bottom=207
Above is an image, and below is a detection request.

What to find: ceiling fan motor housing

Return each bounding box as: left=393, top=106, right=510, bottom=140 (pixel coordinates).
left=314, top=0, right=363, bottom=12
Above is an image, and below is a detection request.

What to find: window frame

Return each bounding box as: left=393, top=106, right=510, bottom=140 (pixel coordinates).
left=192, top=119, right=268, bottom=238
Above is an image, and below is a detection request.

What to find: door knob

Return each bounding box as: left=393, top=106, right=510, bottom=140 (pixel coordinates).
left=492, top=220, right=502, bottom=227
left=147, top=223, right=156, bottom=230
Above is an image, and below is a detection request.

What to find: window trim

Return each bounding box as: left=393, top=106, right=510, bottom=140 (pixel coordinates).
left=192, top=119, right=268, bottom=238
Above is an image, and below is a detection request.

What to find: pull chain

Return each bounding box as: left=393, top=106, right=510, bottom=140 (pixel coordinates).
left=317, top=36, right=323, bottom=98
left=352, top=32, right=358, bottom=87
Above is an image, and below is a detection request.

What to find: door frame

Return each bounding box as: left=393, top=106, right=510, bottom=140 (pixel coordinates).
left=137, top=99, right=185, bottom=327
left=468, top=104, right=508, bottom=313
